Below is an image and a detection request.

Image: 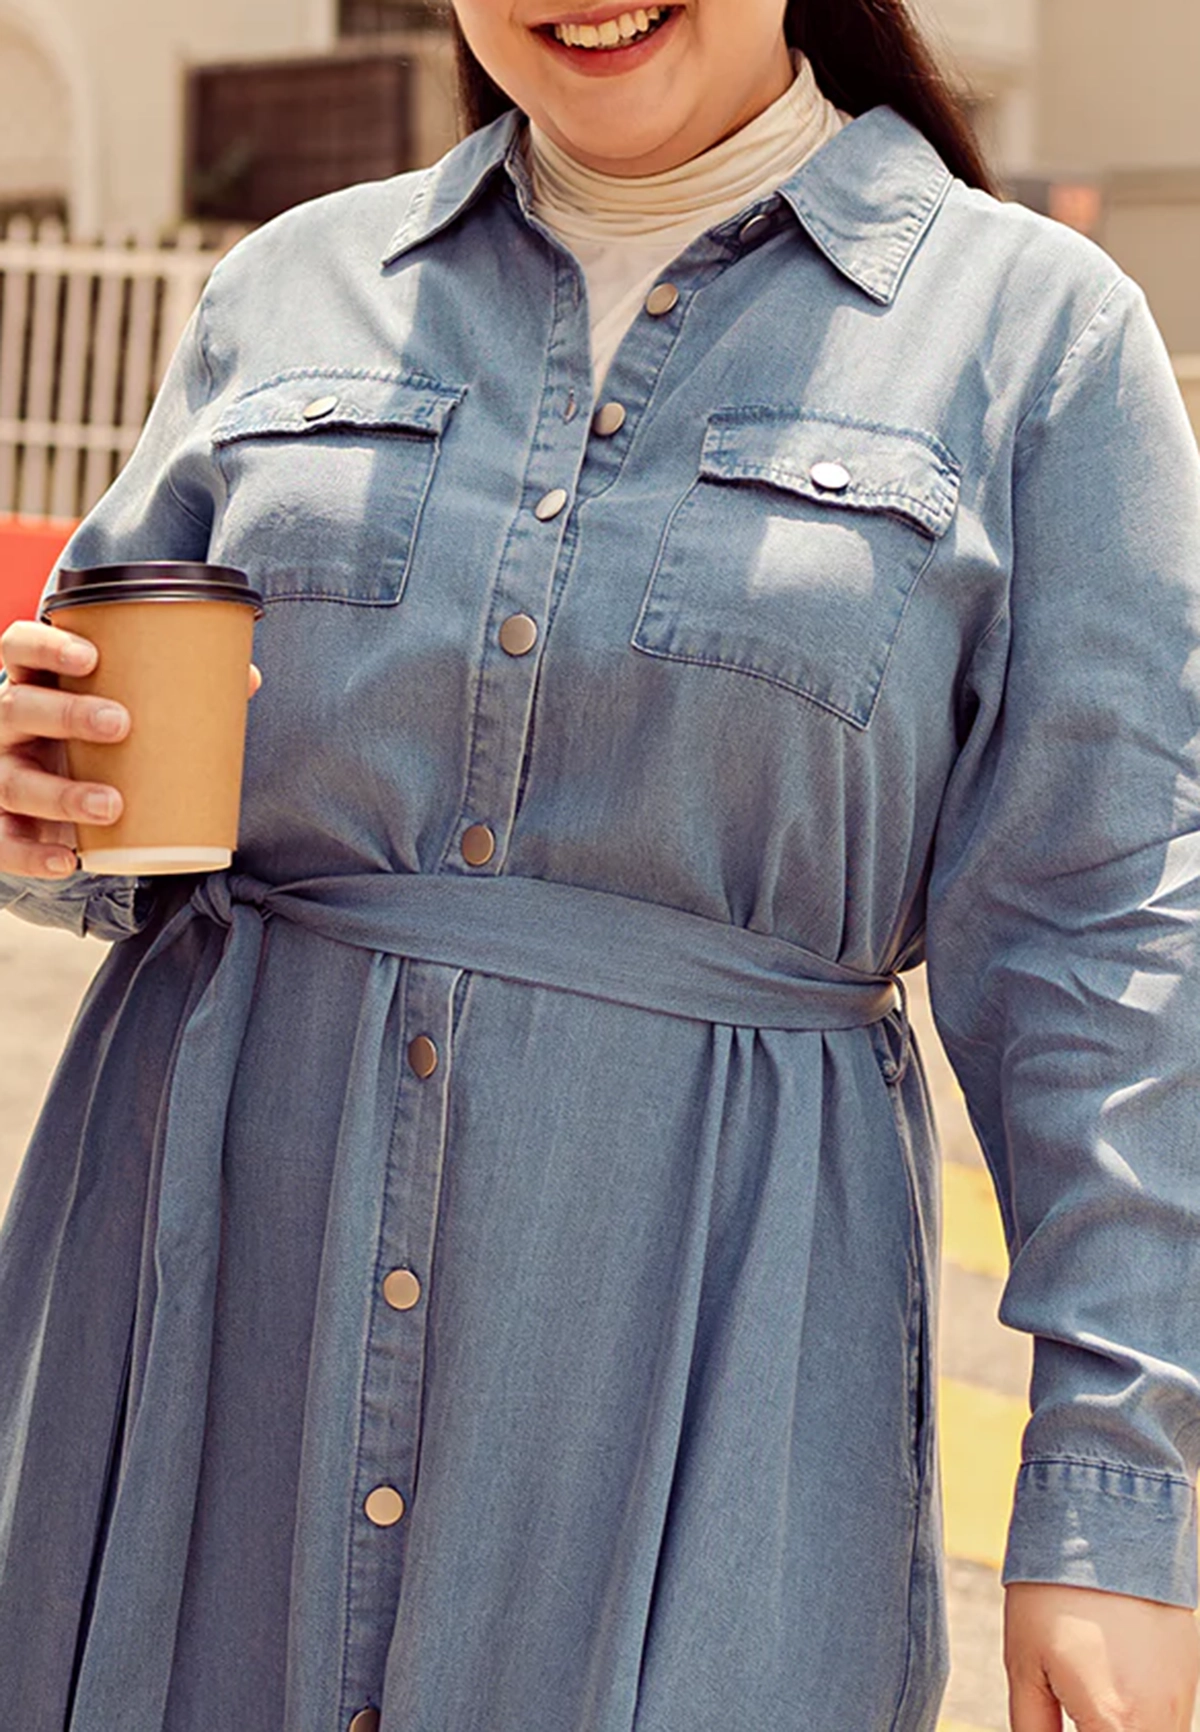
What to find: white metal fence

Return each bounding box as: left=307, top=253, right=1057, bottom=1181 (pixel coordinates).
left=0, top=218, right=236, bottom=523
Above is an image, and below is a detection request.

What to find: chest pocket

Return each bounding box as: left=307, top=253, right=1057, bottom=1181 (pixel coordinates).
left=211, top=368, right=463, bottom=604
left=632, top=409, right=960, bottom=728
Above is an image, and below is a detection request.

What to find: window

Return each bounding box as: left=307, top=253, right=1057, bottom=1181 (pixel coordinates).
left=339, top=0, right=442, bottom=34
left=185, top=54, right=414, bottom=225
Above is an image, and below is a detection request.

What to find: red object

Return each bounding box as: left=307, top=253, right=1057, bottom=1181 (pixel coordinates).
left=0, top=518, right=77, bottom=640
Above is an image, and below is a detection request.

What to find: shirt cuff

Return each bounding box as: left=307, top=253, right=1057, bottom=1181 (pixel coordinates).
left=0, top=872, right=151, bottom=941
left=1003, top=1457, right=1199, bottom=1609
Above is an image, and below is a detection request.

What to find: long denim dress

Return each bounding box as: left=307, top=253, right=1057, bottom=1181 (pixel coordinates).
left=3, top=106, right=1200, bottom=1732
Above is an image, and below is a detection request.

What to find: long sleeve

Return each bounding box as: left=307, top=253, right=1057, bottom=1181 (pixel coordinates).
left=0, top=299, right=219, bottom=940
left=927, top=274, right=1200, bottom=1606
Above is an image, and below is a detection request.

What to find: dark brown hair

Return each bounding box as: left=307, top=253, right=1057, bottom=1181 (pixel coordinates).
left=450, top=0, right=999, bottom=195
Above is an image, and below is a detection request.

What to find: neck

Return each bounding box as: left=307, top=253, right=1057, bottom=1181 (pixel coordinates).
left=547, top=39, right=796, bottom=180
left=528, top=53, right=844, bottom=235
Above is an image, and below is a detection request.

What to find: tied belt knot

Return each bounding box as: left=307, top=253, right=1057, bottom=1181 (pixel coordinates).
left=187, top=868, right=909, bottom=1062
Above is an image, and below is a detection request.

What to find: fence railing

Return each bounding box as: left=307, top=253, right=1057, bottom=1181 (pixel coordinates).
left=0, top=218, right=238, bottom=523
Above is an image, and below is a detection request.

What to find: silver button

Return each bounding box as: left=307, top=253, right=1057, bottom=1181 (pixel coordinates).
left=645, top=282, right=680, bottom=317
left=739, top=213, right=772, bottom=246
left=364, top=1485, right=406, bottom=1528
left=302, top=394, right=340, bottom=421
left=499, top=613, right=539, bottom=657
left=534, top=488, right=569, bottom=521
left=810, top=460, right=852, bottom=493
left=593, top=402, right=627, bottom=438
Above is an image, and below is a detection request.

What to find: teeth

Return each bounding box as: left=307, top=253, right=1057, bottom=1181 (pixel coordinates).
left=553, top=6, right=665, bottom=49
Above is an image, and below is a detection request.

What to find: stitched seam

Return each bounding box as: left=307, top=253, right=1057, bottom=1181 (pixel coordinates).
left=435, top=253, right=576, bottom=874
left=707, top=405, right=959, bottom=472
left=227, top=364, right=459, bottom=399
left=705, top=467, right=950, bottom=533
left=1013, top=276, right=1130, bottom=441
left=858, top=537, right=940, bottom=727
left=165, top=293, right=216, bottom=531
left=798, top=164, right=951, bottom=302
left=580, top=255, right=739, bottom=510
left=631, top=640, right=872, bottom=730
left=1020, top=1454, right=1195, bottom=1492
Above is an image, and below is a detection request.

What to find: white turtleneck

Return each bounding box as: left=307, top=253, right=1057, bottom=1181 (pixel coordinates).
left=528, top=53, right=845, bottom=391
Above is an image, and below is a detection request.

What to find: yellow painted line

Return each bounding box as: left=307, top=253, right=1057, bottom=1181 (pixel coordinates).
left=943, top=1161, right=1009, bottom=1282
left=939, top=1375, right=1025, bottom=1571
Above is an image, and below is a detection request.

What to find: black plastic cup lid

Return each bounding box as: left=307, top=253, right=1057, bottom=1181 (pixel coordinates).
left=43, top=562, right=264, bottom=619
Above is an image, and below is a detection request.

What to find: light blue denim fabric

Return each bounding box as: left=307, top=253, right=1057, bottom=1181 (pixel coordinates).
left=2, top=103, right=1200, bottom=1732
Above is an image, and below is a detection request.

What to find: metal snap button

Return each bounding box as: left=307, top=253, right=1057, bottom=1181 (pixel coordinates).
left=407, top=1035, right=438, bottom=1080
left=302, top=394, right=340, bottom=421
left=593, top=402, right=628, bottom=438
left=810, top=460, right=852, bottom=493
left=645, top=283, right=680, bottom=317
left=534, top=488, right=569, bottom=521
left=499, top=613, right=539, bottom=657
left=364, top=1486, right=406, bottom=1528
left=383, top=1268, right=422, bottom=1312
left=739, top=212, right=772, bottom=246
left=348, top=1709, right=381, bottom=1732
left=461, top=824, right=497, bottom=867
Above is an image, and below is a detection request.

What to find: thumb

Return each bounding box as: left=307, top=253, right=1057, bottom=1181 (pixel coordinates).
left=1008, top=1668, right=1063, bottom=1732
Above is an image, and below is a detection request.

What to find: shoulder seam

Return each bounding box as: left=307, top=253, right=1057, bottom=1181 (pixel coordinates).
left=1014, top=275, right=1132, bottom=441
left=164, top=294, right=216, bottom=533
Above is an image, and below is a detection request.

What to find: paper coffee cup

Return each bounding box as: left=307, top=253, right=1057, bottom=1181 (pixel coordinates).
left=42, top=563, right=264, bottom=876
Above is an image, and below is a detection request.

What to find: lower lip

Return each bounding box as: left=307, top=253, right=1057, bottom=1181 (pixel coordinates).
left=537, top=9, right=683, bottom=77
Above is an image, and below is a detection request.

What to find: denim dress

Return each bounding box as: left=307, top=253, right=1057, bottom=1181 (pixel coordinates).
left=3, top=107, right=1200, bottom=1732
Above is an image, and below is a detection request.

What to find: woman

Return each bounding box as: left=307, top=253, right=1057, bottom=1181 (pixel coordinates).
left=1, top=1, right=1198, bottom=1727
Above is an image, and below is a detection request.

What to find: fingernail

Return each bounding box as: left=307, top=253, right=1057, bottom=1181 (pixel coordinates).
left=47, top=851, right=76, bottom=876
left=82, top=790, right=117, bottom=820
left=91, top=704, right=126, bottom=738
left=60, top=640, right=96, bottom=673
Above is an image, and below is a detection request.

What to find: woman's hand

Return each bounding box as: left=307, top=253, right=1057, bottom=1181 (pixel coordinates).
left=0, top=619, right=129, bottom=879
left=0, top=618, right=263, bottom=881
left=1006, top=1582, right=1200, bottom=1730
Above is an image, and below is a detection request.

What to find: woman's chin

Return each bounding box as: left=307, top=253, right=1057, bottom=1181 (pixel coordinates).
left=535, top=100, right=696, bottom=176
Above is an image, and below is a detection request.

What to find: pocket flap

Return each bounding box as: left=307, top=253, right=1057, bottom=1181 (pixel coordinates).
left=213, top=369, right=463, bottom=446
left=700, top=409, right=960, bottom=540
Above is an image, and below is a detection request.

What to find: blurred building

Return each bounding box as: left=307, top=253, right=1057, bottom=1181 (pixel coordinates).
left=924, top=0, right=1200, bottom=353
left=0, top=0, right=1196, bottom=348
left=917, top=0, right=1040, bottom=177
left=0, top=0, right=455, bottom=236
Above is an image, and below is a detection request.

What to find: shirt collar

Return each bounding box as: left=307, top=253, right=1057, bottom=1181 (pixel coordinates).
left=381, top=105, right=951, bottom=308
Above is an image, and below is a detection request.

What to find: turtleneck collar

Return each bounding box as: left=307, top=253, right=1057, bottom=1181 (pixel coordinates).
left=528, top=52, right=844, bottom=243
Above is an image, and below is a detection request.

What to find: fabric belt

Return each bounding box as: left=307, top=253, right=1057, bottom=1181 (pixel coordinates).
left=70, top=868, right=908, bottom=1731
left=191, top=868, right=903, bottom=1033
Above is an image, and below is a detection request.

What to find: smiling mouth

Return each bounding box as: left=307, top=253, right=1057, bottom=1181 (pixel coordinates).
left=546, top=7, right=676, bottom=51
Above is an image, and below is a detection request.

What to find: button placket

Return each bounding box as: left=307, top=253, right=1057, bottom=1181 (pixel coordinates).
left=441, top=249, right=593, bottom=879
left=339, top=961, right=458, bottom=1719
